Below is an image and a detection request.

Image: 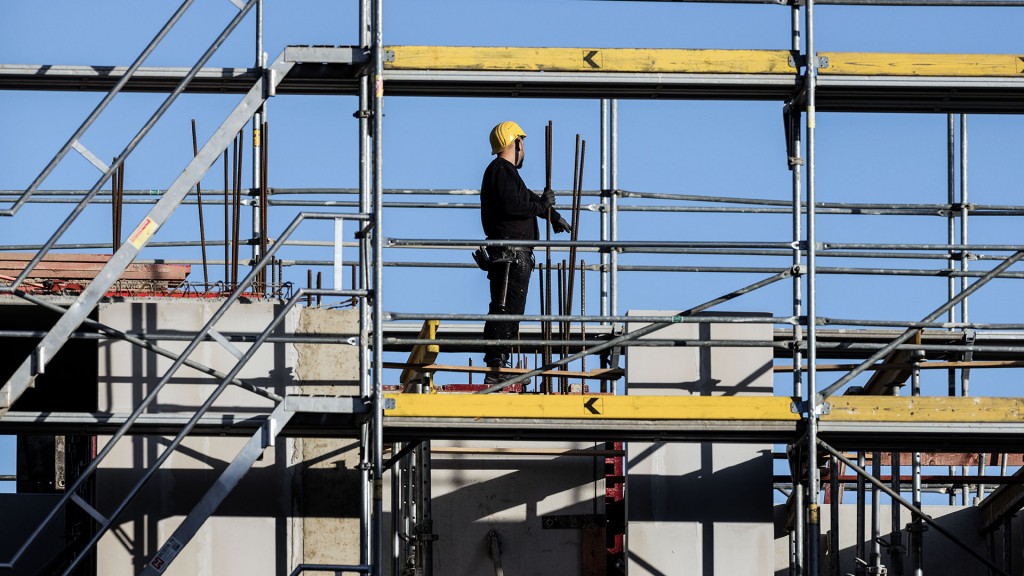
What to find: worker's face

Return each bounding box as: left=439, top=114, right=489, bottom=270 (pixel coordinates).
left=514, top=137, right=525, bottom=168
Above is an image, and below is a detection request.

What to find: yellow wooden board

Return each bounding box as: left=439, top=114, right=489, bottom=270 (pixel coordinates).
left=821, top=52, right=1024, bottom=77
left=384, top=394, right=1024, bottom=423
left=385, top=393, right=799, bottom=421
left=826, top=396, right=1024, bottom=423
left=387, top=46, right=797, bottom=74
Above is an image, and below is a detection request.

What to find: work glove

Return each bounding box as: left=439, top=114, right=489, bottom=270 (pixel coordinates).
left=552, top=215, right=572, bottom=234
left=540, top=187, right=555, bottom=210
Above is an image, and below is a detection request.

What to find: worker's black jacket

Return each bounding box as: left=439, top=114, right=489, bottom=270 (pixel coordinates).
left=480, top=157, right=562, bottom=242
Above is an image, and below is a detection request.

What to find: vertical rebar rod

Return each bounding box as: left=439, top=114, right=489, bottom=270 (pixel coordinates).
left=561, top=259, right=569, bottom=389
left=371, top=0, right=385, bottom=571
left=946, top=113, right=957, bottom=505
left=804, top=0, right=821, bottom=571
left=192, top=119, right=209, bottom=286
left=544, top=122, right=553, bottom=394
left=566, top=136, right=583, bottom=319
left=261, top=121, right=270, bottom=295
left=316, top=271, right=322, bottom=308
left=224, top=148, right=230, bottom=285
left=581, top=260, right=587, bottom=383
left=599, top=101, right=609, bottom=322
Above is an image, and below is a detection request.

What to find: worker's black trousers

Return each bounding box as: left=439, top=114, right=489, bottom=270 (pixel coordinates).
left=483, top=247, right=534, bottom=367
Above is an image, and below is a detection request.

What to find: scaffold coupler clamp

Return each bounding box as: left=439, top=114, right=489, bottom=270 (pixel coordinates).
left=791, top=394, right=830, bottom=416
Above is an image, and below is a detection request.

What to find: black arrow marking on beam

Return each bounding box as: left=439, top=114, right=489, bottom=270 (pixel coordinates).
left=583, top=50, right=600, bottom=69
left=584, top=397, right=600, bottom=415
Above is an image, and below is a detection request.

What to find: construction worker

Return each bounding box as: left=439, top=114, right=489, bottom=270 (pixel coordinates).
left=479, top=121, right=571, bottom=385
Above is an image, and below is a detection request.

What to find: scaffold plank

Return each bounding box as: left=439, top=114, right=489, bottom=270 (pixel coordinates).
left=826, top=396, right=1024, bottom=422
left=387, top=46, right=797, bottom=74
left=821, top=52, right=1024, bottom=77
left=384, top=393, right=800, bottom=421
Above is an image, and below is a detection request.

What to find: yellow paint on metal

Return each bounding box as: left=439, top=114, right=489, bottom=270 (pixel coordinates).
left=820, top=52, right=1024, bottom=77
left=384, top=394, right=799, bottom=421
left=387, top=46, right=797, bottom=74
left=825, top=396, right=1024, bottom=423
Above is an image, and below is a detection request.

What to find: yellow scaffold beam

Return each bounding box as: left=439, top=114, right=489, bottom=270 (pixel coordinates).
left=385, top=394, right=799, bottom=421
left=820, top=52, right=1024, bottom=77
left=384, top=394, right=1024, bottom=423
left=386, top=46, right=797, bottom=74
left=825, top=396, right=1024, bottom=422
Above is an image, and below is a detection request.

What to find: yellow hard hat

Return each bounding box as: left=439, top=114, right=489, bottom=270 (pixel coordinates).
left=489, top=121, right=526, bottom=155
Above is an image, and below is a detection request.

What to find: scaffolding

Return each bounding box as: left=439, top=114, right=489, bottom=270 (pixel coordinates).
left=3, top=0, right=1024, bottom=575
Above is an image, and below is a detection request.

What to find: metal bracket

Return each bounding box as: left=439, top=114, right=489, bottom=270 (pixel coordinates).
left=816, top=56, right=830, bottom=69
left=384, top=397, right=397, bottom=410
left=384, top=49, right=395, bottom=62
left=788, top=53, right=805, bottom=69
left=791, top=399, right=831, bottom=416
left=353, top=109, right=372, bottom=119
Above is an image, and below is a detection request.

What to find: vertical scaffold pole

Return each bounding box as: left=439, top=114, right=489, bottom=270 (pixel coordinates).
left=790, top=2, right=804, bottom=402
left=946, top=113, right=957, bottom=505
left=252, top=0, right=264, bottom=270
left=609, top=100, right=619, bottom=319
left=911, top=354, right=924, bottom=576
left=959, top=114, right=971, bottom=505
left=600, top=100, right=609, bottom=322
left=358, top=0, right=372, bottom=568
left=803, top=0, right=821, bottom=571
left=371, top=0, right=385, bottom=572
left=790, top=7, right=806, bottom=573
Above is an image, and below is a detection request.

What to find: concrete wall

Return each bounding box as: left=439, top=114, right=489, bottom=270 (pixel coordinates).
left=94, top=301, right=359, bottom=575
left=383, top=438, right=606, bottom=576
left=625, top=312, right=775, bottom=576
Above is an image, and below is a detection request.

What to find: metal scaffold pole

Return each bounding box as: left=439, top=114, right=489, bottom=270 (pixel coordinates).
left=371, top=0, right=385, bottom=572
left=600, top=100, right=610, bottom=321
left=358, top=0, right=373, bottom=568
left=252, top=0, right=264, bottom=272
left=803, top=0, right=821, bottom=571
left=609, top=99, right=619, bottom=319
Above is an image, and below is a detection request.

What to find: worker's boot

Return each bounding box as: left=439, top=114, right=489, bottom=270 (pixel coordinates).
left=483, top=353, right=510, bottom=386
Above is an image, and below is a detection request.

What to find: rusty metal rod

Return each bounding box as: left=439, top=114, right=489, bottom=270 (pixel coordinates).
left=581, top=259, right=587, bottom=387
left=566, top=136, right=583, bottom=319
left=191, top=119, right=209, bottom=286
left=260, top=120, right=269, bottom=295
left=544, top=121, right=553, bottom=394
left=223, top=148, right=229, bottom=284
left=316, top=271, right=322, bottom=307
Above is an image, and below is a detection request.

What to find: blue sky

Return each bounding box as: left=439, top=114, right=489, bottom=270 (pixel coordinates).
left=4, top=1, right=1024, bottom=494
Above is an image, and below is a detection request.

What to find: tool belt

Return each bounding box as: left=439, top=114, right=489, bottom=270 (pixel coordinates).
left=472, top=245, right=530, bottom=272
